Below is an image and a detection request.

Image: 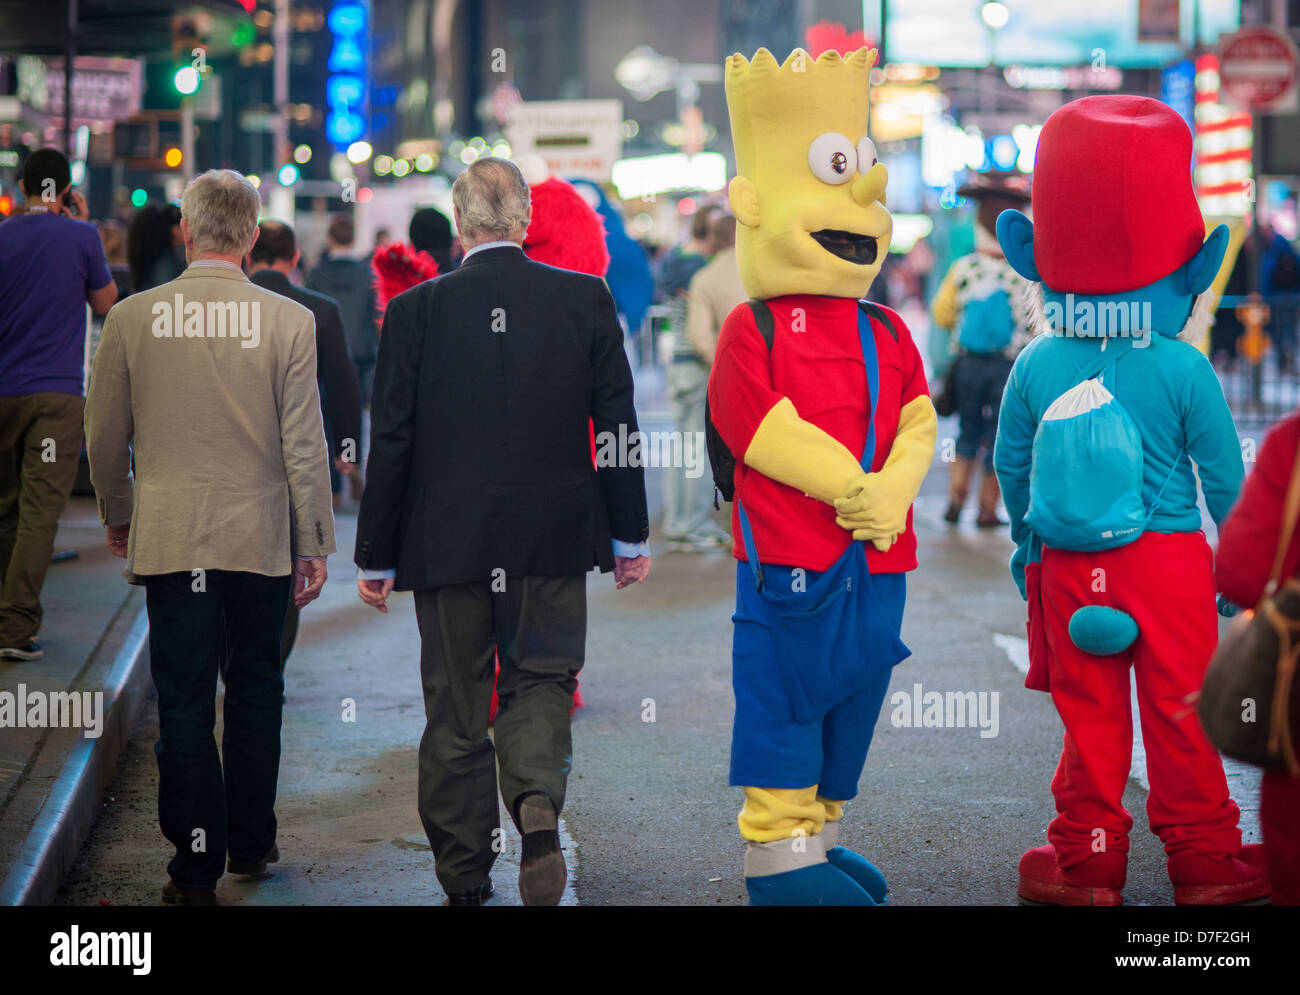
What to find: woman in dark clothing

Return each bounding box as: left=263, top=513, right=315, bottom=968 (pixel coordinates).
left=408, top=206, right=458, bottom=274
left=1216, top=411, right=1300, bottom=904
left=128, top=203, right=185, bottom=292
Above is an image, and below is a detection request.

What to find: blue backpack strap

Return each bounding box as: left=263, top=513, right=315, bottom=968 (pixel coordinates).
left=737, top=500, right=764, bottom=590
left=1067, top=337, right=1135, bottom=385
left=1146, top=447, right=1186, bottom=520
left=858, top=303, right=881, bottom=470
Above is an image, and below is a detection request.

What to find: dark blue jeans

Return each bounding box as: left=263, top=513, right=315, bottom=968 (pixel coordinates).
left=954, top=353, right=1014, bottom=473
left=144, top=569, right=291, bottom=890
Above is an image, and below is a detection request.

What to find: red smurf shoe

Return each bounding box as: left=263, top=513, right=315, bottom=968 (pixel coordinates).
left=1017, top=844, right=1125, bottom=906
left=1169, top=844, right=1271, bottom=906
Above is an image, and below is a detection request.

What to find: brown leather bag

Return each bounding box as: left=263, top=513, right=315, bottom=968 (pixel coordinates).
left=1199, top=438, right=1300, bottom=774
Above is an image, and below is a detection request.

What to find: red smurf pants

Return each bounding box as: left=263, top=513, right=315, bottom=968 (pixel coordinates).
left=1037, top=531, right=1241, bottom=876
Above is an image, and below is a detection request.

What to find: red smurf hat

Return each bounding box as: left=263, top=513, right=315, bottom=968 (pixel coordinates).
left=1030, top=95, right=1207, bottom=294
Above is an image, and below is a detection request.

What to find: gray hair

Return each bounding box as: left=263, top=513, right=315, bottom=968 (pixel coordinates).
left=180, top=169, right=261, bottom=255
left=451, top=158, right=531, bottom=241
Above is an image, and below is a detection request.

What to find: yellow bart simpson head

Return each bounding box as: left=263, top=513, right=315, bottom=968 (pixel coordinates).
left=725, top=47, right=890, bottom=301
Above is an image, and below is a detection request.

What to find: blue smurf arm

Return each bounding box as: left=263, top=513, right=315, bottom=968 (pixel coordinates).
left=994, top=361, right=1040, bottom=599
left=1182, top=352, right=1244, bottom=528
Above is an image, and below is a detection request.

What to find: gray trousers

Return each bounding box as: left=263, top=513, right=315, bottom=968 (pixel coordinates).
left=413, top=573, right=586, bottom=895
left=661, top=358, right=715, bottom=538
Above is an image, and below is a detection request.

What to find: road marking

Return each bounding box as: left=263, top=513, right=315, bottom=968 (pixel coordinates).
left=993, top=634, right=1260, bottom=843
left=992, top=633, right=1030, bottom=675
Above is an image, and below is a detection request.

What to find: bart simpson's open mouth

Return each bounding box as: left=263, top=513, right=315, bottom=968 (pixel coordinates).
left=810, top=229, right=878, bottom=265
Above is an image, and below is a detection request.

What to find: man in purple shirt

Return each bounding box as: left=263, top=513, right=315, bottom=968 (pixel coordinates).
left=0, top=148, right=118, bottom=660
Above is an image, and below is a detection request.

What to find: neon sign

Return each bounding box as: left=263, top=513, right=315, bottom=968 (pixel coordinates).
left=326, top=2, right=368, bottom=149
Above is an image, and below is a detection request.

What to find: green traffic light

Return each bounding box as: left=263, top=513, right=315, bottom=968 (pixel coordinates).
left=174, top=66, right=201, bottom=95
left=131, top=188, right=148, bottom=208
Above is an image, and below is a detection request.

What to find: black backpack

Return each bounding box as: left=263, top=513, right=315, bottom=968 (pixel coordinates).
left=704, top=298, right=898, bottom=506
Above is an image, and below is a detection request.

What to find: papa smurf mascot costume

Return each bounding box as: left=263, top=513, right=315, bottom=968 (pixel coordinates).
left=708, top=46, right=936, bottom=906
left=993, top=95, right=1266, bottom=905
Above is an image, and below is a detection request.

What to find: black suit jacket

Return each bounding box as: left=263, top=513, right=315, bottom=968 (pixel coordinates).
left=250, top=269, right=362, bottom=462
left=355, top=245, right=649, bottom=590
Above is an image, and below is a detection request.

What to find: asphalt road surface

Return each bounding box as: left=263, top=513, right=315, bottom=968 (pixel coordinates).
left=55, top=411, right=1259, bottom=906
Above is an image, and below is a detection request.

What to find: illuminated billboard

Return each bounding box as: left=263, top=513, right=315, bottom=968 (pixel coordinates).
left=865, top=0, right=1239, bottom=68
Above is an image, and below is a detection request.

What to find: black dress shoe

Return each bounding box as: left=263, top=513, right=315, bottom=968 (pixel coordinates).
left=517, top=795, right=566, bottom=906
left=161, top=879, right=217, bottom=906
left=227, top=844, right=279, bottom=876
left=443, top=878, right=494, bottom=906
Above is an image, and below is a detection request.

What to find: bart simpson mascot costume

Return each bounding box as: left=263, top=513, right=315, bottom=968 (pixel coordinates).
left=993, top=95, right=1267, bottom=905
left=708, top=47, right=936, bottom=906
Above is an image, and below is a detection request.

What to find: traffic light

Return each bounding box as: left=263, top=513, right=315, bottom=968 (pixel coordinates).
left=174, top=66, right=200, bottom=96
left=171, top=14, right=205, bottom=96
left=164, top=147, right=183, bottom=168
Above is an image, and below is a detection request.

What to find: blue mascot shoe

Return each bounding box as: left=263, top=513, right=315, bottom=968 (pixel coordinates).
left=746, top=862, right=877, bottom=906
left=826, top=846, right=889, bottom=904
left=1068, top=605, right=1139, bottom=656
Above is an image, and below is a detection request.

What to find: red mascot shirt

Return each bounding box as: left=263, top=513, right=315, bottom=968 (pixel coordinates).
left=708, top=294, right=928, bottom=575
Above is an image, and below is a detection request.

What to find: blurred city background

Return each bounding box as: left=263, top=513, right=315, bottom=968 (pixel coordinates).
left=1, top=1, right=1297, bottom=423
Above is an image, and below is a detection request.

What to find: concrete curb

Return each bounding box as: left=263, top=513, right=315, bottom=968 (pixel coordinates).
left=0, top=606, right=150, bottom=906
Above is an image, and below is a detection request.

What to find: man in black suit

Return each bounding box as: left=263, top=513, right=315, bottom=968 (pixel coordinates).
left=248, top=221, right=362, bottom=669
left=355, top=157, right=650, bottom=906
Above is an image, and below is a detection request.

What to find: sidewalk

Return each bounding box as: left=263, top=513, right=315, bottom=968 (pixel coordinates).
left=0, top=496, right=150, bottom=905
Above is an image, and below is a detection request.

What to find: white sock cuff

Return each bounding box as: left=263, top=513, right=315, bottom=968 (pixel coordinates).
left=822, top=820, right=839, bottom=849
left=744, top=832, right=828, bottom=878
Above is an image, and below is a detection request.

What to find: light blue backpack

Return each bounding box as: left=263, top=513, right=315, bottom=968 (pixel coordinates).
left=957, top=287, right=1015, bottom=354
left=1025, top=340, right=1182, bottom=552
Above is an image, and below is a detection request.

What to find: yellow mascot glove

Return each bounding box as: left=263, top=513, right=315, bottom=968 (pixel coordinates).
left=742, top=397, right=864, bottom=504
left=833, top=395, right=938, bottom=546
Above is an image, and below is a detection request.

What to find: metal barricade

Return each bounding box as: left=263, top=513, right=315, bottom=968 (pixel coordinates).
left=1213, top=293, right=1300, bottom=426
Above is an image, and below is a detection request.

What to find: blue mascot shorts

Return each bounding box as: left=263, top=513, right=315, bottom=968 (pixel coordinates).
left=729, top=559, right=908, bottom=798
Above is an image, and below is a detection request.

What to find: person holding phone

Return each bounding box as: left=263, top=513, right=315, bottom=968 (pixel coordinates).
left=0, top=148, right=117, bottom=661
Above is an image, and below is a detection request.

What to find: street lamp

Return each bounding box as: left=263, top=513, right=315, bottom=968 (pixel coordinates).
left=980, top=2, right=1010, bottom=31
left=615, top=45, right=722, bottom=156
left=978, top=1, right=1011, bottom=112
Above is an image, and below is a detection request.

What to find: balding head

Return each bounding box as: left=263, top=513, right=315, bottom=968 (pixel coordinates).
left=180, top=169, right=261, bottom=257
left=451, top=157, right=532, bottom=248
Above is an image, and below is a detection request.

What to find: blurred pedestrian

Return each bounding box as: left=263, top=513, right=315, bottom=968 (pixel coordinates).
left=409, top=206, right=458, bottom=274
left=1261, top=211, right=1300, bottom=373
left=0, top=148, right=118, bottom=660
left=248, top=219, right=361, bottom=671
left=308, top=214, right=379, bottom=410
left=128, top=202, right=185, bottom=292
left=355, top=157, right=650, bottom=906
left=659, top=203, right=722, bottom=545
left=1215, top=411, right=1300, bottom=905
left=85, top=169, right=335, bottom=905
left=931, top=172, right=1034, bottom=527
left=669, top=211, right=746, bottom=550
left=96, top=218, right=133, bottom=298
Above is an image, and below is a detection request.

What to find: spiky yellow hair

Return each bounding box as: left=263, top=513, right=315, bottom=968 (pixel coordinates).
left=725, top=47, right=876, bottom=179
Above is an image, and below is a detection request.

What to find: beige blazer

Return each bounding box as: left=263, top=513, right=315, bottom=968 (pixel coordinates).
left=686, top=246, right=748, bottom=365
left=85, top=262, right=336, bottom=581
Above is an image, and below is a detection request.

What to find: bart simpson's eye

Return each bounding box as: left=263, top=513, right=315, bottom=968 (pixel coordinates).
left=857, top=137, right=879, bottom=171
left=808, top=132, right=857, bottom=185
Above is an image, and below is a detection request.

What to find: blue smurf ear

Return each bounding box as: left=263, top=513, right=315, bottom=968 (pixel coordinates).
left=997, top=209, right=1040, bottom=282
left=1182, top=223, right=1230, bottom=297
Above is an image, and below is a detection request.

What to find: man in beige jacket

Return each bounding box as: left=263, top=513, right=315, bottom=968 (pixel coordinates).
left=686, top=212, right=747, bottom=366
left=84, top=169, right=335, bottom=906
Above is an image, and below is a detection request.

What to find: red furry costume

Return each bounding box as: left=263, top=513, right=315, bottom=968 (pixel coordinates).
left=372, top=242, right=440, bottom=325
left=371, top=176, right=611, bottom=721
